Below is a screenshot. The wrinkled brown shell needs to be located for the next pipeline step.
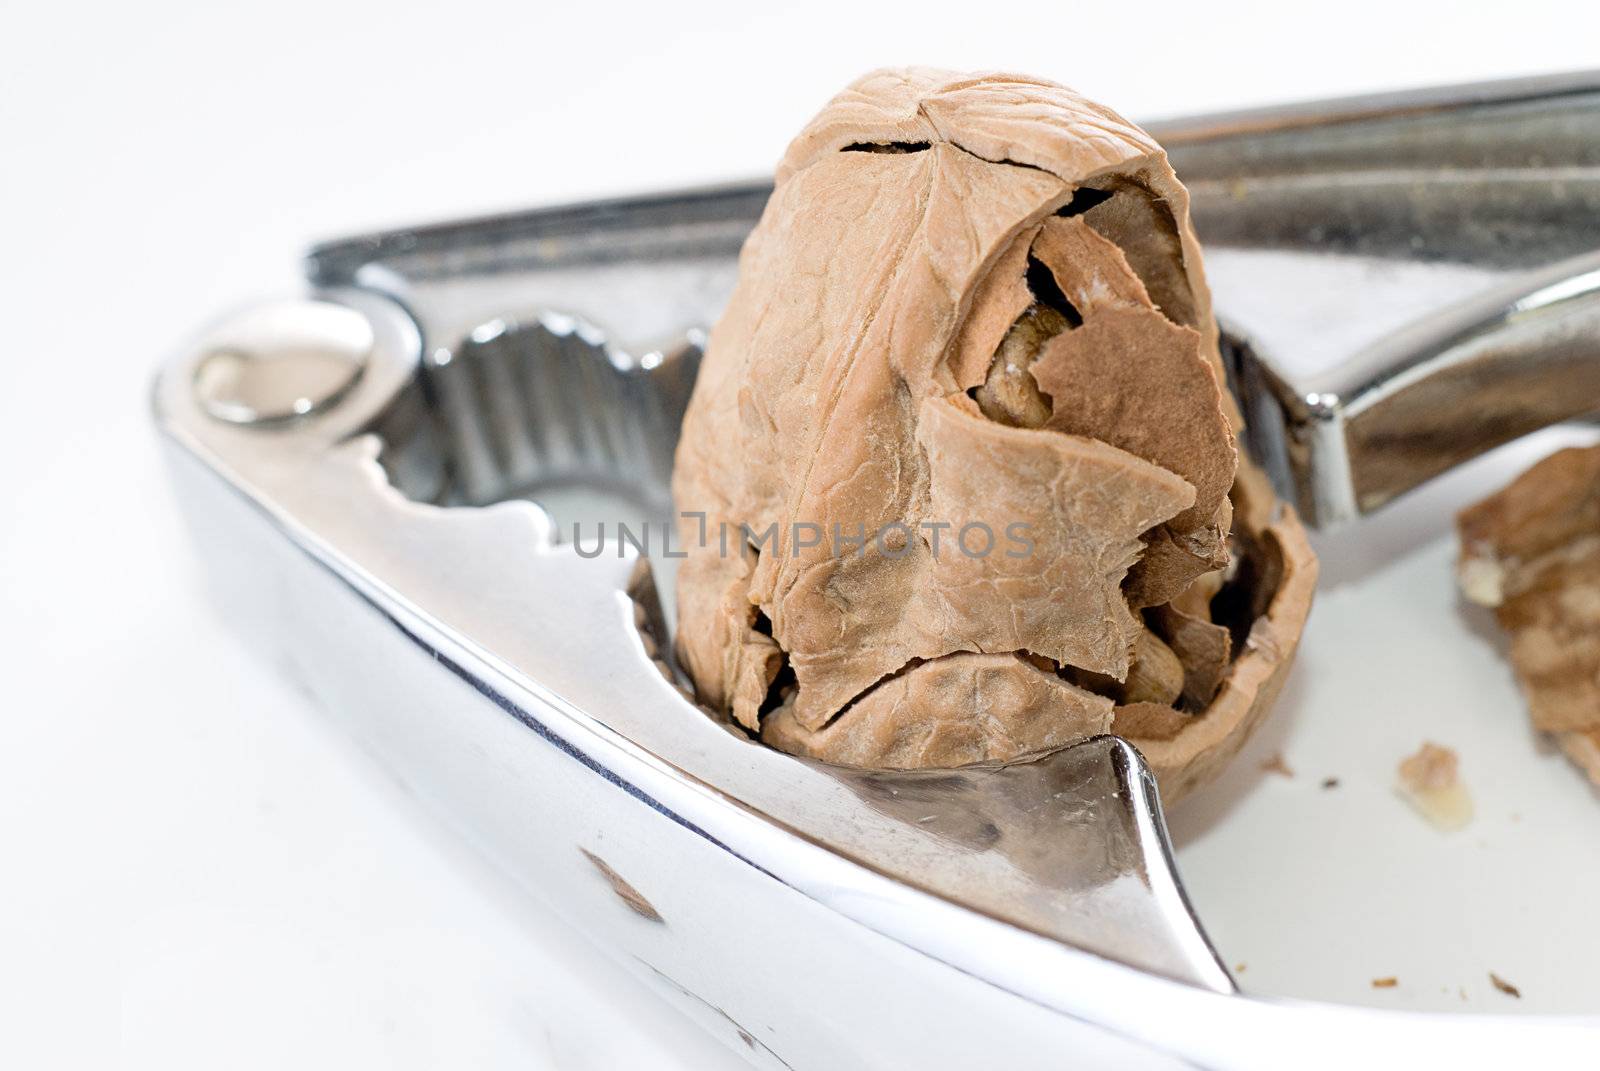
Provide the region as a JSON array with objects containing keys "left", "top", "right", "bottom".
[
  {"left": 672, "top": 68, "right": 1316, "bottom": 800},
  {"left": 1458, "top": 444, "right": 1600, "bottom": 787},
  {"left": 1122, "top": 463, "right": 1316, "bottom": 799}
]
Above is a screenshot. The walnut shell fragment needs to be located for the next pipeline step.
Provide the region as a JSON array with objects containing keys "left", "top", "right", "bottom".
[
  {"left": 1457, "top": 445, "right": 1600, "bottom": 787},
  {"left": 672, "top": 68, "right": 1317, "bottom": 800}
]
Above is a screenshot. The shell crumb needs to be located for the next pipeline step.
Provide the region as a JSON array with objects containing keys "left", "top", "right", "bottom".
[
  {"left": 1489, "top": 972, "right": 1522, "bottom": 998},
  {"left": 1260, "top": 752, "right": 1294, "bottom": 778}
]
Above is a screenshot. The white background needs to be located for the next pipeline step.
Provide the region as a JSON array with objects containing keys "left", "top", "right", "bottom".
[{"left": 4, "top": 2, "right": 1599, "bottom": 1067}]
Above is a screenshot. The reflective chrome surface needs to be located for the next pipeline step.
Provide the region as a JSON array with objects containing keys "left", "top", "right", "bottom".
[
  {"left": 156, "top": 72, "right": 1600, "bottom": 1068},
  {"left": 193, "top": 299, "right": 371, "bottom": 424},
  {"left": 1163, "top": 71, "right": 1600, "bottom": 526}
]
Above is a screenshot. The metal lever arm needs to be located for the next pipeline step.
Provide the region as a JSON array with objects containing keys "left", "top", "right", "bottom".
[{"left": 1156, "top": 71, "right": 1600, "bottom": 527}]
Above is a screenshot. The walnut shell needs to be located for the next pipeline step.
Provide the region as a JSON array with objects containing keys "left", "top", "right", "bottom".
[{"left": 672, "top": 68, "right": 1315, "bottom": 799}]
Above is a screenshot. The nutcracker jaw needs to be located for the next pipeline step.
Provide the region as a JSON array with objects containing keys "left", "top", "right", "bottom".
[
  {"left": 159, "top": 292, "right": 1262, "bottom": 1071},
  {"left": 155, "top": 70, "right": 1600, "bottom": 1070}
]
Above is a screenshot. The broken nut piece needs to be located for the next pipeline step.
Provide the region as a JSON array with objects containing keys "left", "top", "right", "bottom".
[
  {"left": 1397, "top": 742, "right": 1474, "bottom": 832},
  {"left": 1457, "top": 445, "right": 1600, "bottom": 788}
]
